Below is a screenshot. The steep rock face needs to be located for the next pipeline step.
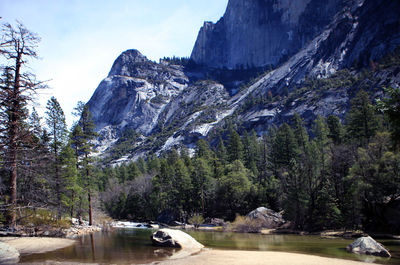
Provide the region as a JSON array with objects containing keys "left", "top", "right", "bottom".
[
  {"left": 233, "top": 0, "right": 400, "bottom": 131},
  {"left": 190, "top": 0, "right": 345, "bottom": 69},
  {"left": 87, "top": 0, "right": 400, "bottom": 163},
  {"left": 87, "top": 50, "right": 230, "bottom": 160},
  {"left": 87, "top": 49, "right": 189, "bottom": 135}
]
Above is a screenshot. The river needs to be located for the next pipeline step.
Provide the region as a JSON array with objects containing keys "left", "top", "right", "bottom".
[{"left": 20, "top": 228, "right": 400, "bottom": 264}]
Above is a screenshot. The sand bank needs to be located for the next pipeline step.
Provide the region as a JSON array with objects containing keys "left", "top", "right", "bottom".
[
  {"left": 157, "top": 249, "right": 378, "bottom": 265},
  {"left": 0, "top": 237, "right": 75, "bottom": 254}
]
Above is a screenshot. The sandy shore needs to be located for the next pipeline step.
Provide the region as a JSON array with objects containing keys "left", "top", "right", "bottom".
[
  {"left": 0, "top": 237, "right": 76, "bottom": 254},
  {"left": 156, "top": 249, "right": 378, "bottom": 265}
]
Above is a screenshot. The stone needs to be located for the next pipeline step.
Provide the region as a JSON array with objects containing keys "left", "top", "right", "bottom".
[
  {"left": 210, "top": 218, "right": 226, "bottom": 227},
  {"left": 0, "top": 241, "right": 20, "bottom": 264},
  {"left": 346, "top": 236, "right": 391, "bottom": 258},
  {"left": 151, "top": 228, "right": 204, "bottom": 249},
  {"left": 246, "top": 207, "right": 285, "bottom": 229}
]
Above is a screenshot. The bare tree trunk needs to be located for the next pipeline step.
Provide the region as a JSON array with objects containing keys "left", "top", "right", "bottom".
[
  {"left": 6, "top": 48, "right": 22, "bottom": 229},
  {"left": 54, "top": 130, "right": 61, "bottom": 219},
  {"left": 88, "top": 189, "right": 93, "bottom": 226},
  {"left": 7, "top": 148, "right": 17, "bottom": 228},
  {"left": 70, "top": 191, "right": 75, "bottom": 219},
  {"left": 85, "top": 152, "right": 93, "bottom": 226}
]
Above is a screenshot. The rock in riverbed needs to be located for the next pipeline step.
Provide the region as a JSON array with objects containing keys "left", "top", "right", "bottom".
[
  {"left": 346, "top": 236, "right": 391, "bottom": 257},
  {"left": 0, "top": 241, "right": 19, "bottom": 264},
  {"left": 247, "top": 207, "right": 285, "bottom": 228},
  {"left": 151, "top": 228, "right": 204, "bottom": 249}
]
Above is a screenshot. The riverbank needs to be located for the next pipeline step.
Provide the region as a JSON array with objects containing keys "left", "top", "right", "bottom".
[
  {"left": 157, "top": 249, "right": 381, "bottom": 265},
  {"left": 0, "top": 237, "right": 76, "bottom": 255},
  {"left": 0, "top": 223, "right": 103, "bottom": 238}
]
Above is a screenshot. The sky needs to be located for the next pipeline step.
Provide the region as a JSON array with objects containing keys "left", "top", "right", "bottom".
[{"left": 0, "top": 0, "right": 228, "bottom": 127}]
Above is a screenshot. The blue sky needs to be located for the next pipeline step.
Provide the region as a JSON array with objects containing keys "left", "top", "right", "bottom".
[{"left": 0, "top": 0, "right": 228, "bottom": 126}]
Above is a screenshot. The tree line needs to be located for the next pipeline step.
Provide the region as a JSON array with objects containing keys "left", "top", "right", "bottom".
[
  {"left": 1, "top": 22, "right": 399, "bottom": 233},
  {"left": 101, "top": 88, "right": 400, "bottom": 232}
]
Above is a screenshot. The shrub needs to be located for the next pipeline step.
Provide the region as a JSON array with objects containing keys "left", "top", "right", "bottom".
[
  {"left": 229, "top": 214, "right": 263, "bottom": 233},
  {"left": 19, "top": 208, "right": 71, "bottom": 228},
  {"left": 188, "top": 213, "right": 204, "bottom": 228}
]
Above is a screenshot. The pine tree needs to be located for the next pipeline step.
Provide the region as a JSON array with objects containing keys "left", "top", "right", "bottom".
[
  {"left": 218, "top": 160, "right": 253, "bottom": 219},
  {"left": 377, "top": 86, "right": 400, "bottom": 149},
  {"left": 349, "top": 132, "right": 400, "bottom": 231},
  {"left": 59, "top": 143, "right": 81, "bottom": 218},
  {"left": 192, "top": 157, "right": 215, "bottom": 216},
  {"left": 292, "top": 113, "right": 308, "bottom": 152},
  {"left": 216, "top": 136, "right": 227, "bottom": 165},
  {"left": 282, "top": 158, "right": 308, "bottom": 229},
  {"left": 172, "top": 159, "right": 192, "bottom": 219},
  {"left": 195, "top": 139, "right": 212, "bottom": 161},
  {"left": 271, "top": 123, "right": 298, "bottom": 169},
  {"left": 0, "top": 23, "right": 46, "bottom": 227},
  {"left": 227, "top": 129, "right": 244, "bottom": 162},
  {"left": 327, "top": 115, "right": 344, "bottom": 145},
  {"left": 29, "top": 108, "right": 43, "bottom": 141},
  {"left": 346, "top": 90, "right": 380, "bottom": 146},
  {"left": 71, "top": 103, "right": 97, "bottom": 225},
  {"left": 45, "top": 96, "right": 67, "bottom": 218},
  {"left": 242, "top": 130, "right": 260, "bottom": 178}
]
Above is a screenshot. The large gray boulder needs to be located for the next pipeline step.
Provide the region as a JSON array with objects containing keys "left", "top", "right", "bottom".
[
  {"left": 346, "top": 236, "right": 391, "bottom": 258},
  {"left": 247, "top": 207, "right": 285, "bottom": 228},
  {"left": 151, "top": 228, "right": 204, "bottom": 249},
  {"left": 0, "top": 241, "right": 20, "bottom": 264}
]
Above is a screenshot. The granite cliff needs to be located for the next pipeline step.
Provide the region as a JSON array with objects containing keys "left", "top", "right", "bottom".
[
  {"left": 190, "top": 0, "right": 345, "bottom": 69},
  {"left": 86, "top": 0, "right": 400, "bottom": 163}
]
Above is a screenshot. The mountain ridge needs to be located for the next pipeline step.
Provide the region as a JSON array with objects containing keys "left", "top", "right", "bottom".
[{"left": 86, "top": 0, "right": 400, "bottom": 163}]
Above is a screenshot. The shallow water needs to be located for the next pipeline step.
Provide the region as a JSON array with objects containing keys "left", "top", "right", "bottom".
[
  {"left": 186, "top": 231, "right": 400, "bottom": 264},
  {"left": 20, "top": 229, "right": 400, "bottom": 264}
]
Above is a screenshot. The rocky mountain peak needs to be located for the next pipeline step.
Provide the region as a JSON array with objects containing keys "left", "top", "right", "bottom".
[
  {"left": 108, "top": 49, "right": 148, "bottom": 77},
  {"left": 86, "top": 0, "right": 400, "bottom": 164}
]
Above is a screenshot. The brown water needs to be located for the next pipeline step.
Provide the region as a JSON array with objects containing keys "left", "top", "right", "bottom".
[{"left": 20, "top": 229, "right": 400, "bottom": 264}]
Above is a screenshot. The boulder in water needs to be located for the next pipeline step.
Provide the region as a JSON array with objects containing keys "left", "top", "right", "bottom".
[
  {"left": 151, "top": 228, "right": 204, "bottom": 249},
  {"left": 0, "top": 241, "right": 20, "bottom": 264},
  {"left": 346, "top": 236, "right": 391, "bottom": 257}
]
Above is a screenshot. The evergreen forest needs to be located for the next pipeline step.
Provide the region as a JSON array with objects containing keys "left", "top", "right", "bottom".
[{"left": 1, "top": 22, "right": 400, "bottom": 234}]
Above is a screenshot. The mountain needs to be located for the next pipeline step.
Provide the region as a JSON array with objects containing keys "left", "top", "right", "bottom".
[
  {"left": 190, "top": 0, "right": 345, "bottom": 69},
  {"left": 86, "top": 0, "right": 400, "bottom": 163}
]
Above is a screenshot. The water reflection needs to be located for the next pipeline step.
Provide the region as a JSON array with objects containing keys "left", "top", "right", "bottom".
[
  {"left": 186, "top": 231, "right": 399, "bottom": 265},
  {"left": 20, "top": 229, "right": 175, "bottom": 264},
  {"left": 20, "top": 229, "right": 400, "bottom": 265}
]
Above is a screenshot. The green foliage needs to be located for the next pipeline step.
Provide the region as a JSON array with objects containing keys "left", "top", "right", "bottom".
[
  {"left": 46, "top": 96, "right": 68, "bottom": 153},
  {"left": 349, "top": 132, "right": 400, "bottom": 231},
  {"left": 227, "top": 129, "right": 244, "bottom": 162},
  {"left": 59, "top": 143, "right": 82, "bottom": 217},
  {"left": 188, "top": 213, "right": 204, "bottom": 228},
  {"left": 271, "top": 123, "right": 298, "bottom": 169},
  {"left": 20, "top": 209, "right": 71, "bottom": 229},
  {"left": 218, "top": 160, "right": 253, "bottom": 219},
  {"left": 346, "top": 90, "right": 380, "bottom": 146},
  {"left": 377, "top": 86, "right": 400, "bottom": 148},
  {"left": 327, "top": 115, "right": 344, "bottom": 145}
]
